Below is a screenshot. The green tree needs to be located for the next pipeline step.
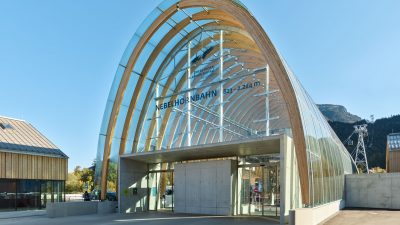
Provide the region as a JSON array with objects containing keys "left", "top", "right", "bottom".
[
  {"left": 66, "top": 171, "right": 81, "bottom": 193},
  {"left": 107, "top": 162, "right": 117, "bottom": 192},
  {"left": 81, "top": 167, "right": 94, "bottom": 191},
  {"left": 66, "top": 164, "right": 96, "bottom": 193}
]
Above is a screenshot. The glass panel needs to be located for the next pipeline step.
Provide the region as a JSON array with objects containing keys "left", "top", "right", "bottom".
[
  {"left": 94, "top": 135, "right": 106, "bottom": 189},
  {"left": 121, "top": 72, "right": 140, "bottom": 108},
  {"left": 134, "top": 42, "right": 156, "bottom": 74},
  {"left": 16, "top": 180, "right": 40, "bottom": 210},
  {"left": 100, "top": 100, "right": 114, "bottom": 135},
  {"left": 136, "top": 79, "right": 153, "bottom": 111},
  {"left": 114, "top": 105, "right": 128, "bottom": 139},
  {"left": 0, "top": 180, "right": 16, "bottom": 211},
  {"left": 120, "top": 34, "right": 141, "bottom": 67},
  {"left": 158, "top": 171, "right": 174, "bottom": 210},
  {"left": 136, "top": 8, "right": 163, "bottom": 37},
  {"left": 263, "top": 165, "right": 280, "bottom": 217},
  {"left": 148, "top": 51, "right": 168, "bottom": 81},
  {"left": 148, "top": 22, "right": 174, "bottom": 53},
  {"left": 238, "top": 167, "right": 251, "bottom": 215},
  {"left": 124, "top": 108, "right": 142, "bottom": 154},
  {"left": 41, "top": 181, "right": 53, "bottom": 208},
  {"left": 53, "top": 181, "right": 63, "bottom": 202},
  {"left": 107, "top": 157, "right": 118, "bottom": 194},
  {"left": 158, "top": 0, "right": 179, "bottom": 11}
]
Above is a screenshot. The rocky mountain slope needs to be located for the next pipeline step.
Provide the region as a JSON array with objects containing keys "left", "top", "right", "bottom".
[{"left": 317, "top": 104, "right": 361, "bottom": 123}]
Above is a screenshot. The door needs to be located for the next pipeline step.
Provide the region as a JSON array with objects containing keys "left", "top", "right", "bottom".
[
  {"left": 148, "top": 171, "right": 174, "bottom": 211},
  {"left": 238, "top": 164, "right": 279, "bottom": 217},
  {"left": 262, "top": 165, "right": 280, "bottom": 217}
]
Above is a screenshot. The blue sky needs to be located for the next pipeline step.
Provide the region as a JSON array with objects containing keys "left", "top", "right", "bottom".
[{"left": 1, "top": 0, "right": 399, "bottom": 171}]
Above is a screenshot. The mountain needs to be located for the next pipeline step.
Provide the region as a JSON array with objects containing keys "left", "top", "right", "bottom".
[
  {"left": 317, "top": 103, "right": 400, "bottom": 169},
  {"left": 328, "top": 115, "right": 400, "bottom": 169},
  {"left": 317, "top": 104, "right": 362, "bottom": 123}
]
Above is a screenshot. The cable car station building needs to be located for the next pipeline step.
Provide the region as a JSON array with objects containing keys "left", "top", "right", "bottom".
[{"left": 95, "top": 0, "right": 355, "bottom": 224}]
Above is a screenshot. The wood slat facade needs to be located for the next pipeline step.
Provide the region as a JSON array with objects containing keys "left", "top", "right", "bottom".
[
  {"left": 0, "top": 151, "right": 67, "bottom": 180},
  {"left": 387, "top": 150, "right": 400, "bottom": 173}
]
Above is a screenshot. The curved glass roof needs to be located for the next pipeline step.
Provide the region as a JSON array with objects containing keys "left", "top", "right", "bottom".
[{"left": 95, "top": 0, "right": 355, "bottom": 207}]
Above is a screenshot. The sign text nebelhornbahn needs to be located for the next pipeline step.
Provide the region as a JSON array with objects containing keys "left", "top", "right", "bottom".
[{"left": 156, "top": 81, "right": 260, "bottom": 111}]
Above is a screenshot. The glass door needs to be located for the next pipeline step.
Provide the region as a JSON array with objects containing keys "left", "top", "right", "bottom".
[
  {"left": 238, "top": 167, "right": 251, "bottom": 215},
  {"left": 158, "top": 171, "right": 173, "bottom": 211},
  {"left": 148, "top": 171, "right": 174, "bottom": 211},
  {"left": 238, "top": 164, "right": 280, "bottom": 217},
  {"left": 239, "top": 166, "right": 263, "bottom": 215},
  {"left": 262, "top": 165, "right": 280, "bottom": 217}
]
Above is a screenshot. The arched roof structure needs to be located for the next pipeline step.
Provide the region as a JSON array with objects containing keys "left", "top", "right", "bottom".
[{"left": 95, "top": 0, "right": 355, "bottom": 207}]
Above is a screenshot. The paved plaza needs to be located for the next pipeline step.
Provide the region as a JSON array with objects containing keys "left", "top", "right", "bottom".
[
  {"left": 0, "top": 211, "right": 279, "bottom": 225},
  {"left": 2, "top": 209, "right": 400, "bottom": 225},
  {"left": 322, "top": 209, "right": 400, "bottom": 225}
]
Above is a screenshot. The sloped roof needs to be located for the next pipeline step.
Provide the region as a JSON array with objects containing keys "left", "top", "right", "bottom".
[{"left": 0, "top": 116, "right": 67, "bottom": 158}]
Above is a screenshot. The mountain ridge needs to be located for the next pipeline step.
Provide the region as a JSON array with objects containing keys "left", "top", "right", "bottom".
[
  {"left": 317, "top": 104, "right": 400, "bottom": 169},
  {"left": 317, "top": 104, "right": 362, "bottom": 123}
]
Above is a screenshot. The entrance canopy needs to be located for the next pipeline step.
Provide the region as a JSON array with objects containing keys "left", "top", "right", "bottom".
[{"left": 121, "top": 135, "right": 281, "bottom": 164}]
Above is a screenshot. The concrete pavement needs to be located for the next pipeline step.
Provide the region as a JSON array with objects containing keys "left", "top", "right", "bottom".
[
  {"left": 322, "top": 209, "right": 400, "bottom": 225},
  {"left": 0, "top": 210, "right": 46, "bottom": 219},
  {"left": 0, "top": 211, "right": 279, "bottom": 225}
]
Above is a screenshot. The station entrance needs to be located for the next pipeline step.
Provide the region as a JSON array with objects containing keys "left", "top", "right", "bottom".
[
  {"left": 145, "top": 156, "right": 280, "bottom": 218},
  {"left": 119, "top": 135, "right": 297, "bottom": 224}
]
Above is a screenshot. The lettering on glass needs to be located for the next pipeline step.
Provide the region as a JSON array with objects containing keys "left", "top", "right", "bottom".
[{"left": 156, "top": 81, "right": 261, "bottom": 111}]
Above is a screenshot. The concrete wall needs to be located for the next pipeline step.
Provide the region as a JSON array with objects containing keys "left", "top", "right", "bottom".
[
  {"left": 280, "top": 135, "right": 301, "bottom": 224},
  {"left": 119, "top": 158, "right": 148, "bottom": 213},
  {"left": 294, "top": 200, "right": 345, "bottom": 225},
  {"left": 98, "top": 201, "right": 118, "bottom": 214},
  {"left": 47, "top": 201, "right": 117, "bottom": 218},
  {"left": 346, "top": 173, "right": 400, "bottom": 209},
  {"left": 174, "top": 160, "right": 236, "bottom": 215}
]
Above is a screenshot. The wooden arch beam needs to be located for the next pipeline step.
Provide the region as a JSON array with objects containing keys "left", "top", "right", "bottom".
[{"left": 101, "top": 0, "right": 309, "bottom": 205}]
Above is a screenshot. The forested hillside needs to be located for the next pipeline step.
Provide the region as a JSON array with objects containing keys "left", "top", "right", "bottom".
[{"left": 328, "top": 115, "right": 400, "bottom": 168}]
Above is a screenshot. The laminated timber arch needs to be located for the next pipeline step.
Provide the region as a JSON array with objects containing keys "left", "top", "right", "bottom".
[{"left": 97, "top": 0, "right": 355, "bottom": 207}]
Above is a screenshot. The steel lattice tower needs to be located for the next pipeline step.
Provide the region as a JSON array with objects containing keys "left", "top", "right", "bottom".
[{"left": 353, "top": 124, "right": 369, "bottom": 173}]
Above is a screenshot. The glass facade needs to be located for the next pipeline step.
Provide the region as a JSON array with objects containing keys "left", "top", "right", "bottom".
[
  {"left": 0, "top": 179, "right": 65, "bottom": 211},
  {"left": 95, "top": 0, "right": 355, "bottom": 208},
  {"left": 282, "top": 59, "right": 354, "bottom": 207}
]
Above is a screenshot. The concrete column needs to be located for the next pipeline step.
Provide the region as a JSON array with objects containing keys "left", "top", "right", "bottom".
[
  {"left": 118, "top": 157, "right": 148, "bottom": 213},
  {"left": 280, "top": 135, "right": 295, "bottom": 224}
]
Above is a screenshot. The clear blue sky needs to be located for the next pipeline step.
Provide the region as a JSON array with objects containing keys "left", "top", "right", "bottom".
[{"left": 1, "top": 0, "right": 399, "bottom": 171}]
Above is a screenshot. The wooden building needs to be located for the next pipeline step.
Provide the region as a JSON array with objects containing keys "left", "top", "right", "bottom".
[
  {"left": 0, "top": 116, "right": 68, "bottom": 211},
  {"left": 386, "top": 133, "right": 400, "bottom": 173}
]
